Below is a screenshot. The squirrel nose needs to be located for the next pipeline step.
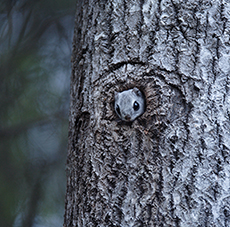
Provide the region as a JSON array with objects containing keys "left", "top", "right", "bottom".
[{"left": 125, "top": 115, "right": 131, "bottom": 121}]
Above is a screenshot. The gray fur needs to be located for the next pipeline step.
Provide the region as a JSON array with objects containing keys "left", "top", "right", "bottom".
[{"left": 114, "top": 87, "right": 145, "bottom": 122}]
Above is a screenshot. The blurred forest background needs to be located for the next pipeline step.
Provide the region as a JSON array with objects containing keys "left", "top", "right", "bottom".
[{"left": 0, "top": 0, "right": 75, "bottom": 226}]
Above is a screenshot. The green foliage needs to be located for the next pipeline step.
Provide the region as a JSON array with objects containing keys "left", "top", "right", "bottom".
[{"left": 0, "top": 0, "right": 75, "bottom": 226}]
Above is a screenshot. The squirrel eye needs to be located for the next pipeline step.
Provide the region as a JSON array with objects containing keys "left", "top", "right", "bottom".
[
  {"left": 133, "top": 101, "right": 140, "bottom": 111},
  {"left": 116, "top": 105, "right": 121, "bottom": 116}
]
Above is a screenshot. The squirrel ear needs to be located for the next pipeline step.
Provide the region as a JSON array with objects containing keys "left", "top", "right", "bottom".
[
  {"left": 132, "top": 87, "right": 142, "bottom": 97},
  {"left": 114, "top": 91, "right": 119, "bottom": 100}
]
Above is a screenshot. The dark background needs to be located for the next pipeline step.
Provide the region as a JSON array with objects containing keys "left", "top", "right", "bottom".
[{"left": 0, "top": 0, "right": 75, "bottom": 226}]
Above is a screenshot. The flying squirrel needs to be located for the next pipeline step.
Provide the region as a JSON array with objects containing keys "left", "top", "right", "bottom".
[{"left": 114, "top": 87, "right": 145, "bottom": 122}]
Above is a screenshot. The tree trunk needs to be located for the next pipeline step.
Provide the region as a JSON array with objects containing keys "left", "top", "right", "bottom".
[{"left": 64, "top": 0, "right": 230, "bottom": 226}]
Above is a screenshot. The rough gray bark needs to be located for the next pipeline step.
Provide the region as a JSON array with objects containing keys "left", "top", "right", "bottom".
[{"left": 64, "top": 0, "right": 230, "bottom": 226}]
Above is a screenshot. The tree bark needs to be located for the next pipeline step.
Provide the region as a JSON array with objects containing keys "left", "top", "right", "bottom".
[{"left": 64, "top": 0, "right": 230, "bottom": 226}]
